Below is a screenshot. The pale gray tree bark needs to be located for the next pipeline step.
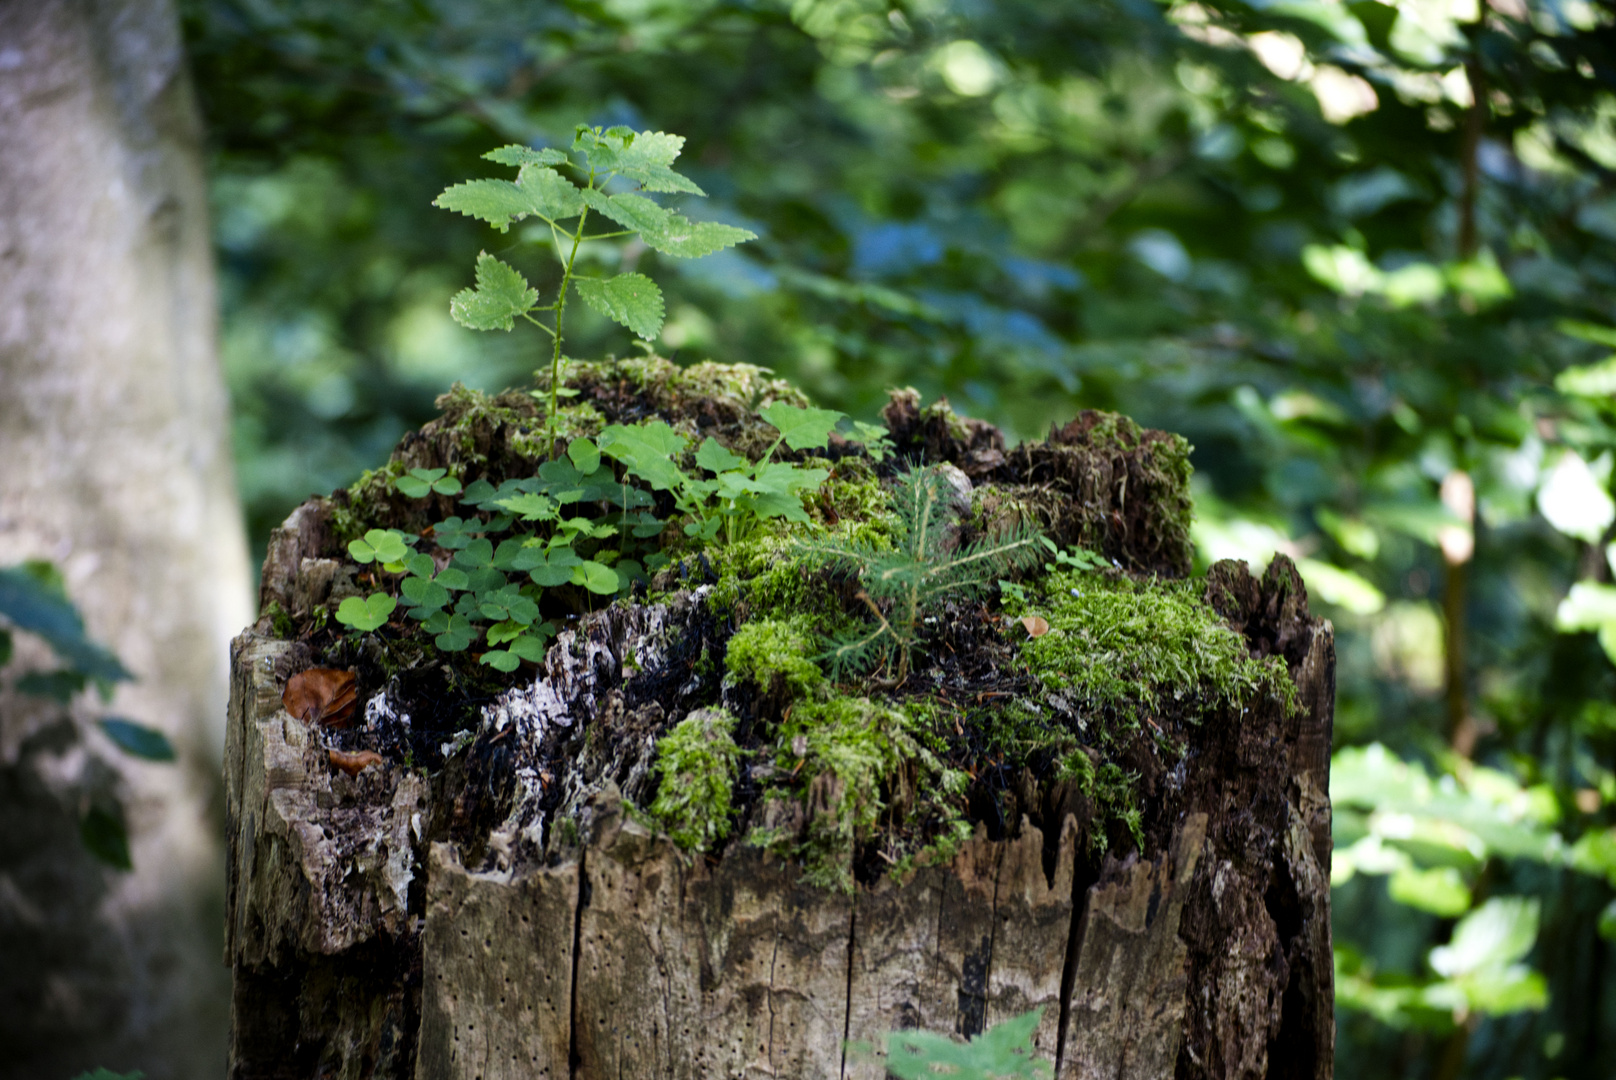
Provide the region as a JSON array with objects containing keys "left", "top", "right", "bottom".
[{"left": 0, "top": 0, "right": 252, "bottom": 1077}]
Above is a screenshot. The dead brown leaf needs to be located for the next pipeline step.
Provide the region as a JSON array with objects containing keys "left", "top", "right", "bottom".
[
  {"left": 282, "top": 668, "right": 358, "bottom": 728},
  {"left": 1020, "top": 615, "right": 1050, "bottom": 638},
  {"left": 327, "top": 748, "right": 384, "bottom": 776}
]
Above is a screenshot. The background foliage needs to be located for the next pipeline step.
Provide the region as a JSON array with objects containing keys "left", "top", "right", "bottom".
[{"left": 180, "top": 0, "right": 1616, "bottom": 1073}]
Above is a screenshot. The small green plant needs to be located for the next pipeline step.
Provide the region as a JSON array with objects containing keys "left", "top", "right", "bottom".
[
  {"left": 807, "top": 468, "right": 1045, "bottom": 681},
  {"left": 435, "top": 126, "right": 757, "bottom": 446},
  {"left": 597, "top": 401, "right": 843, "bottom": 545},
  {"left": 849, "top": 1009, "right": 1051, "bottom": 1079}
]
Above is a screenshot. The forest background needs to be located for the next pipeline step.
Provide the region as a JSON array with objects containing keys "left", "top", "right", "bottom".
[{"left": 164, "top": 0, "right": 1616, "bottom": 1075}]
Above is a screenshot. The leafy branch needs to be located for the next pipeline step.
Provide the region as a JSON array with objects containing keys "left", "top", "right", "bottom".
[{"left": 434, "top": 126, "right": 757, "bottom": 449}]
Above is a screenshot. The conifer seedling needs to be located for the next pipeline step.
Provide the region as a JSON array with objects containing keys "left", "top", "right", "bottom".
[{"left": 435, "top": 126, "right": 757, "bottom": 450}]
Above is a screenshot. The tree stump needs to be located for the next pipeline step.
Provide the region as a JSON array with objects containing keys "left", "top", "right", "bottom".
[{"left": 224, "top": 364, "right": 1334, "bottom": 1079}]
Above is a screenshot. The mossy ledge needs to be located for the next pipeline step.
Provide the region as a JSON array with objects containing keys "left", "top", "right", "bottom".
[{"left": 232, "top": 357, "right": 1335, "bottom": 1079}]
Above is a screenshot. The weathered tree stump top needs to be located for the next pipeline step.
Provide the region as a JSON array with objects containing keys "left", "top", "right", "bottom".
[{"left": 225, "top": 358, "right": 1333, "bottom": 1079}]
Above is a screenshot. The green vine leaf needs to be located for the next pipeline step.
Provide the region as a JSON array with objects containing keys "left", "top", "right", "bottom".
[
  {"left": 574, "top": 273, "right": 665, "bottom": 340},
  {"left": 450, "top": 253, "right": 539, "bottom": 332}
]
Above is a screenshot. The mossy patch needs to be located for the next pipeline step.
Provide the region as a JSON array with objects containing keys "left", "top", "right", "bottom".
[
  {"left": 649, "top": 708, "right": 744, "bottom": 852},
  {"left": 753, "top": 695, "right": 968, "bottom": 892},
  {"left": 1011, "top": 570, "right": 1296, "bottom": 723},
  {"left": 724, "top": 617, "right": 824, "bottom": 702}
]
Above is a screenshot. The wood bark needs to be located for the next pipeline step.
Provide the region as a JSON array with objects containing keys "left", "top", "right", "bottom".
[
  {"left": 0, "top": 1, "right": 252, "bottom": 1077},
  {"left": 227, "top": 495, "right": 1333, "bottom": 1079}
]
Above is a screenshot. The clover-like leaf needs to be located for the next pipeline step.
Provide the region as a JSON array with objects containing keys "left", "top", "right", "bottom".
[
  {"left": 400, "top": 576, "right": 450, "bottom": 614},
  {"left": 574, "top": 273, "right": 664, "bottom": 340},
  {"left": 573, "top": 560, "right": 621, "bottom": 595},
  {"left": 483, "top": 145, "right": 568, "bottom": 168},
  {"left": 761, "top": 402, "right": 844, "bottom": 451},
  {"left": 98, "top": 718, "right": 176, "bottom": 762},
  {"left": 451, "top": 538, "right": 495, "bottom": 569},
  {"left": 349, "top": 529, "right": 410, "bottom": 566},
  {"left": 527, "top": 547, "right": 583, "bottom": 587},
  {"left": 335, "top": 593, "right": 397, "bottom": 632},
  {"left": 509, "top": 630, "right": 553, "bottom": 663},
  {"left": 397, "top": 467, "right": 463, "bottom": 498},
  {"left": 696, "top": 437, "right": 748, "bottom": 475},
  {"left": 431, "top": 516, "right": 476, "bottom": 550},
  {"left": 480, "top": 649, "right": 522, "bottom": 673},
  {"left": 486, "top": 620, "right": 526, "bottom": 646},
  {"left": 434, "top": 614, "right": 477, "bottom": 652},
  {"left": 450, "top": 253, "right": 539, "bottom": 332}
]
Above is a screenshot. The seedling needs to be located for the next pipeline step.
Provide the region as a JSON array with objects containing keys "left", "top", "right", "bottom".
[
  {"left": 807, "top": 467, "right": 1045, "bottom": 681},
  {"left": 435, "top": 126, "right": 757, "bottom": 448}
]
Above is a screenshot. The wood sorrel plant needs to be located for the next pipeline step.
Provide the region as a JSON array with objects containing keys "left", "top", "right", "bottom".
[{"left": 434, "top": 125, "right": 756, "bottom": 448}]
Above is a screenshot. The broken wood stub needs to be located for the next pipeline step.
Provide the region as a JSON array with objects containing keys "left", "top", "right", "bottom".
[{"left": 225, "top": 399, "right": 1333, "bottom": 1079}]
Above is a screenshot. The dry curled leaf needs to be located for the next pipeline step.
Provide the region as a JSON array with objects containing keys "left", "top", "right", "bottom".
[
  {"left": 1020, "top": 615, "right": 1050, "bottom": 638},
  {"left": 327, "top": 748, "right": 384, "bottom": 776},
  {"left": 282, "top": 668, "right": 358, "bottom": 728}
]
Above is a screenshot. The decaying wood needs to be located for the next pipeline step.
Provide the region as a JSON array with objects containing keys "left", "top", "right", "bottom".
[{"left": 226, "top": 424, "right": 1333, "bottom": 1080}]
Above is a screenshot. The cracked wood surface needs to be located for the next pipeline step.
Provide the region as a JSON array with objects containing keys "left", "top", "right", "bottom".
[{"left": 226, "top": 497, "right": 1335, "bottom": 1080}]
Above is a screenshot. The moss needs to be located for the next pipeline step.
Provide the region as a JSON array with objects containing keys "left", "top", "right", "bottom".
[
  {"left": 649, "top": 708, "right": 744, "bottom": 852},
  {"left": 330, "top": 459, "right": 409, "bottom": 544},
  {"left": 752, "top": 694, "right": 968, "bottom": 892},
  {"left": 261, "top": 600, "right": 295, "bottom": 640},
  {"left": 1012, "top": 570, "right": 1296, "bottom": 724},
  {"left": 724, "top": 618, "right": 824, "bottom": 701}
]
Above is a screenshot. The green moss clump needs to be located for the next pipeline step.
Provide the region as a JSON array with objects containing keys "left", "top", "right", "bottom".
[
  {"left": 1014, "top": 570, "right": 1296, "bottom": 723},
  {"left": 724, "top": 618, "right": 824, "bottom": 701},
  {"left": 649, "top": 708, "right": 744, "bottom": 852},
  {"left": 755, "top": 695, "right": 969, "bottom": 892}
]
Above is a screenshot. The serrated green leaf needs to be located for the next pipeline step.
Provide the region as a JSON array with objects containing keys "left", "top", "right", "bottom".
[
  {"left": 695, "top": 437, "right": 748, "bottom": 474},
  {"left": 483, "top": 145, "right": 568, "bottom": 168},
  {"left": 450, "top": 252, "right": 538, "bottom": 332},
  {"left": 497, "top": 492, "right": 558, "bottom": 522},
  {"left": 648, "top": 218, "right": 757, "bottom": 258},
  {"left": 761, "top": 402, "right": 844, "bottom": 450},
  {"left": 98, "top": 718, "right": 176, "bottom": 762},
  {"left": 578, "top": 189, "right": 754, "bottom": 258},
  {"left": 598, "top": 421, "right": 690, "bottom": 491},
  {"left": 574, "top": 273, "right": 665, "bottom": 340},
  {"left": 579, "top": 189, "right": 671, "bottom": 236},
  {"left": 434, "top": 165, "right": 582, "bottom": 230}
]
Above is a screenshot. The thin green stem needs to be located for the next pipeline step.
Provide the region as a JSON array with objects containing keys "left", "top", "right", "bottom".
[{"left": 546, "top": 170, "right": 593, "bottom": 454}]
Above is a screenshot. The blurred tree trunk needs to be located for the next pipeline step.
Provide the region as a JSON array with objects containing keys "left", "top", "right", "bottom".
[{"left": 0, "top": 1, "right": 251, "bottom": 1078}]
